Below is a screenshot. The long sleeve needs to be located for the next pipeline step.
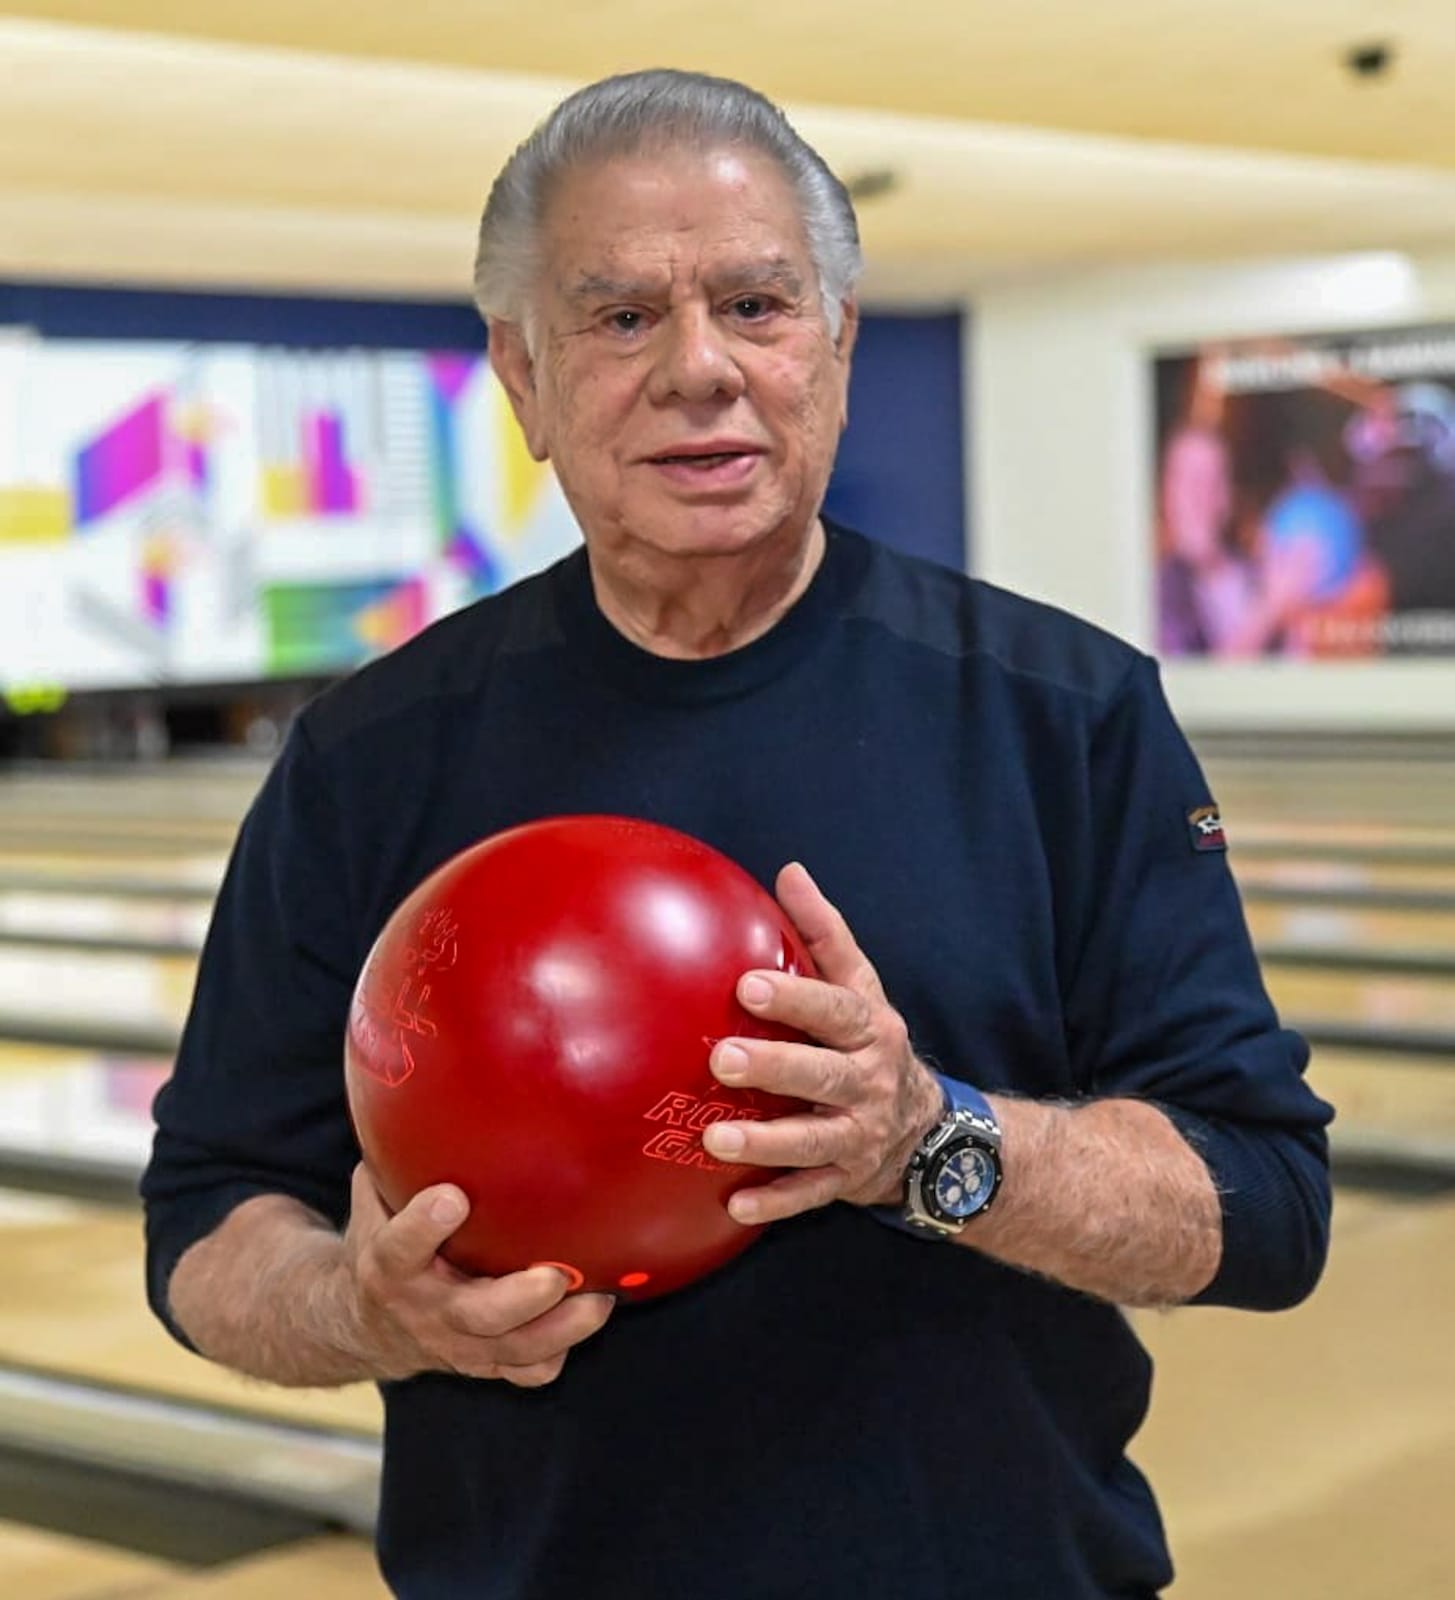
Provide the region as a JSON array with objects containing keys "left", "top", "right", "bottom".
[
  {"left": 1058, "top": 655, "right": 1333, "bottom": 1310},
  {"left": 140, "top": 717, "right": 362, "bottom": 1346}
]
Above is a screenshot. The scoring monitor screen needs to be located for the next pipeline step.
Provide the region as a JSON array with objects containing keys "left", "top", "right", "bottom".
[{"left": 0, "top": 333, "right": 582, "bottom": 694}]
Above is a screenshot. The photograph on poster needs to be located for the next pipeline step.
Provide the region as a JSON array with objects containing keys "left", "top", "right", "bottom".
[{"left": 1152, "top": 324, "right": 1455, "bottom": 659}]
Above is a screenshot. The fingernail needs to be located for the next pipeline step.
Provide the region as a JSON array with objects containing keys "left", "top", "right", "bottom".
[
  {"left": 713, "top": 1042, "right": 749, "bottom": 1082},
  {"left": 728, "top": 1192, "right": 758, "bottom": 1223},
  {"left": 705, "top": 1123, "right": 745, "bottom": 1156},
  {"left": 740, "top": 975, "right": 773, "bottom": 1008},
  {"left": 431, "top": 1191, "right": 466, "bottom": 1224}
]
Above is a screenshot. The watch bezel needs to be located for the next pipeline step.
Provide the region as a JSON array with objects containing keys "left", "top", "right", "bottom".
[
  {"left": 901, "top": 1084, "right": 1004, "bottom": 1235},
  {"left": 917, "top": 1132, "right": 1003, "bottom": 1226}
]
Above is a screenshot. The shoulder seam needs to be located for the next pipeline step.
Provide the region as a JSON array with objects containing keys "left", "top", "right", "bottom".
[{"left": 843, "top": 606, "right": 1146, "bottom": 707}]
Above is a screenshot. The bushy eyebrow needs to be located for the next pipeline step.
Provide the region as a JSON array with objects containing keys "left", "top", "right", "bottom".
[{"left": 563, "top": 256, "right": 807, "bottom": 308}]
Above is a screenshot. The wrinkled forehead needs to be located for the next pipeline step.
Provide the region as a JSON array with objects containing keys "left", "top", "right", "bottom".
[{"left": 538, "top": 145, "right": 815, "bottom": 296}]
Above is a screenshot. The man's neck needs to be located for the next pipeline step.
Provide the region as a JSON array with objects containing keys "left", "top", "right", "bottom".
[{"left": 586, "top": 520, "right": 826, "bottom": 660}]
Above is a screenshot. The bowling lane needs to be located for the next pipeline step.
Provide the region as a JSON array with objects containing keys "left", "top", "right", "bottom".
[
  {"left": 0, "top": 943, "right": 194, "bottom": 1052},
  {"left": 0, "top": 852, "right": 225, "bottom": 899},
  {"left": 0, "top": 1188, "right": 380, "bottom": 1439},
  {"left": 1307, "top": 1048, "right": 1455, "bottom": 1157},
  {"left": 1, "top": 1036, "right": 1447, "bottom": 1194},
  {"left": 1203, "top": 754, "right": 1455, "bottom": 829},
  {"left": 136, "top": 1537, "right": 386, "bottom": 1599},
  {"left": 0, "top": 1516, "right": 177, "bottom": 1600},
  {"left": 1231, "top": 820, "right": 1455, "bottom": 860},
  {"left": 0, "top": 818, "right": 237, "bottom": 858},
  {"left": 1245, "top": 901, "right": 1455, "bottom": 958},
  {"left": 1135, "top": 1190, "right": 1455, "bottom": 1600},
  {"left": 0, "top": 767, "right": 245, "bottom": 827},
  {"left": 0, "top": 890, "right": 208, "bottom": 954},
  {"left": 1234, "top": 856, "right": 1455, "bottom": 900},
  {"left": 1264, "top": 964, "right": 1455, "bottom": 1036},
  {"left": 0, "top": 1044, "right": 166, "bottom": 1179}
]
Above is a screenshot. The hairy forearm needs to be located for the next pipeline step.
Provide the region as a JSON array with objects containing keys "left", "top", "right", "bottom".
[
  {"left": 964, "top": 1096, "right": 1222, "bottom": 1307},
  {"left": 167, "top": 1195, "right": 372, "bottom": 1387}
]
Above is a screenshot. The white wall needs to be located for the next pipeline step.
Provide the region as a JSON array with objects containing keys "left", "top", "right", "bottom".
[{"left": 971, "top": 249, "right": 1455, "bottom": 730}]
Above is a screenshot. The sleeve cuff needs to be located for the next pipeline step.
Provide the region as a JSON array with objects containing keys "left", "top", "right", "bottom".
[{"left": 1158, "top": 1105, "right": 1332, "bottom": 1312}]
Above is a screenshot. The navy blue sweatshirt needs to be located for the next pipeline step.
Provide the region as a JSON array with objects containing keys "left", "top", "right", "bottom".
[{"left": 143, "top": 523, "right": 1332, "bottom": 1598}]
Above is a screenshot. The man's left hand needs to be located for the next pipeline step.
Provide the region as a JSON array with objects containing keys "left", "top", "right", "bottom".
[{"left": 702, "top": 861, "right": 945, "bottom": 1224}]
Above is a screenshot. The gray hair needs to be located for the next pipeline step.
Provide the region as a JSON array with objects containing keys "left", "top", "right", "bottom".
[{"left": 473, "top": 69, "right": 862, "bottom": 343}]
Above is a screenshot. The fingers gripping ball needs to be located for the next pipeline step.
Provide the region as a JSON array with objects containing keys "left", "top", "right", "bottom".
[{"left": 345, "top": 817, "right": 813, "bottom": 1301}]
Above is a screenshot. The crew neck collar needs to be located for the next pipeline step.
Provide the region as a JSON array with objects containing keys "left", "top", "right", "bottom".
[{"left": 551, "top": 520, "right": 865, "bottom": 705}]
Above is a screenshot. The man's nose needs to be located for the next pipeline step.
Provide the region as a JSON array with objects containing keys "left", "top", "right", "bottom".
[{"left": 648, "top": 306, "right": 746, "bottom": 405}]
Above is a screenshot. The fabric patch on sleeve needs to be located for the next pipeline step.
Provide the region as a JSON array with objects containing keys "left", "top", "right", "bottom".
[{"left": 1187, "top": 803, "right": 1227, "bottom": 853}]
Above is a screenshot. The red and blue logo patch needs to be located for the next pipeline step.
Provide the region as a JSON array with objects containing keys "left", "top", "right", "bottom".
[{"left": 1187, "top": 804, "right": 1227, "bottom": 853}]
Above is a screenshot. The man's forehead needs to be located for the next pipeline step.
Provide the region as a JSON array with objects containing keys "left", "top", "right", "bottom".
[
  {"left": 542, "top": 148, "right": 812, "bottom": 284},
  {"left": 562, "top": 253, "right": 808, "bottom": 304}
]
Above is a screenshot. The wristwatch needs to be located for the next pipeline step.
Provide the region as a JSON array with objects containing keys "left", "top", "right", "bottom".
[{"left": 879, "top": 1075, "right": 1003, "bottom": 1238}]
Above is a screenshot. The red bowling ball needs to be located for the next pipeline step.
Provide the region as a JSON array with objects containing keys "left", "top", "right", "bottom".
[{"left": 344, "top": 816, "right": 814, "bottom": 1301}]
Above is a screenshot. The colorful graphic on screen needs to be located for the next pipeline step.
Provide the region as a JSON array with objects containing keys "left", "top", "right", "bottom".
[
  {"left": 263, "top": 578, "right": 428, "bottom": 675},
  {"left": 1153, "top": 324, "right": 1455, "bottom": 658},
  {"left": 0, "top": 334, "right": 581, "bottom": 693}
]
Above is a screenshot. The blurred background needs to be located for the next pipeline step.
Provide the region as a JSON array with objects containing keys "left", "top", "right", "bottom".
[{"left": 1, "top": 4, "right": 1452, "bottom": 1596}]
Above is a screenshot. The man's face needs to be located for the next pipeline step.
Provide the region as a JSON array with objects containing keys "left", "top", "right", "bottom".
[{"left": 491, "top": 145, "right": 857, "bottom": 564}]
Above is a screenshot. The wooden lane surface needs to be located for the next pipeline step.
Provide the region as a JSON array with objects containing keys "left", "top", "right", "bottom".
[
  {"left": 0, "top": 946, "right": 197, "bottom": 1039},
  {"left": 1204, "top": 757, "right": 1455, "bottom": 829},
  {"left": 0, "top": 949, "right": 1446, "bottom": 1065},
  {"left": 1246, "top": 900, "right": 1455, "bottom": 955},
  {"left": 1306, "top": 1048, "right": 1455, "bottom": 1145},
  {"left": 0, "top": 853, "right": 225, "bottom": 896},
  {"left": 0, "top": 1044, "right": 165, "bottom": 1174},
  {"left": 0, "top": 800, "right": 252, "bottom": 850},
  {"left": 144, "top": 1537, "right": 386, "bottom": 1599},
  {"left": 0, "top": 1516, "right": 177, "bottom": 1600},
  {"left": 0, "top": 1041, "right": 143, "bottom": 1076},
  {"left": 0, "top": 892, "right": 209, "bottom": 952},
  {"left": 21, "top": 888, "right": 1447, "bottom": 963},
  {"left": 0, "top": 1190, "right": 381, "bottom": 1439},
  {"left": 0, "top": 1188, "right": 1436, "bottom": 1600},
  {"left": 0, "top": 776, "right": 244, "bottom": 843},
  {"left": 0, "top": 1038, "right": 1449, "bottom": 1196},
  {"left": 1134, "top": 1190, "right": 1455, "bottom": 1599},
  {"left": 1264, "top": 963, "right": 1455, "bottom": 1033},
  {"left": 0, "top": 826, "right": 235, "bottom": 860},
  {"left": 0, "top": 969, "right": 1450, "bottom": 1188},
  {"left": 1232, "top": 822, "right": 1455, "bottom": 860},
  {"left": 1234, "top": 855, "right": 1455, "bottom": 898},
  {"left": 1, "top": 943, "right": 1450, "bottom": 1056}
]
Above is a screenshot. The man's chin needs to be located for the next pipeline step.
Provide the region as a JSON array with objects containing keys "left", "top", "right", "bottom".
[{"left": 623, "top": 501, "right": 808, "bottom": 561}]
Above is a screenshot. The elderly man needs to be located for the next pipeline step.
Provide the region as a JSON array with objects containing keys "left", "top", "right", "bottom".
[{"left": 144, "top": 69, "right": 1332, "bottom": 1599}]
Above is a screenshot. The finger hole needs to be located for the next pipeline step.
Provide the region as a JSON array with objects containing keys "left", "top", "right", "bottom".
[{"left": 529, "top": 1260, "right": 585, "bottom": 1293}]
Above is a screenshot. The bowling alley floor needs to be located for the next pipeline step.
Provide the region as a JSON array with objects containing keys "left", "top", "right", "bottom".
[{"left": 0, "top": 742, "right": 1452, "bottom": 1597}]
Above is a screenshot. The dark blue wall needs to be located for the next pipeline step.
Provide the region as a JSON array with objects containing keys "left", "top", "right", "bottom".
[
  {"left": 824, "top": 311, "right": 967, "bottom": 570},
  {"left": 0, "top": 284, "right": 967, "bottom": 570}
]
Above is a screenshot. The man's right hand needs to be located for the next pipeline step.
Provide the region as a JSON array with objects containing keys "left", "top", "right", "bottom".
[{"left": 343, "top": 1163, "right": 614, "bottom": 1387}]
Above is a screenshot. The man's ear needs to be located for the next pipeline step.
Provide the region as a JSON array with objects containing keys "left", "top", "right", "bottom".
[
  {"left": 488, "top": 320, "right": 549, "bottom": 461},
  {"left": 833, "top": 298, "right": 860, "bottom": 430}
]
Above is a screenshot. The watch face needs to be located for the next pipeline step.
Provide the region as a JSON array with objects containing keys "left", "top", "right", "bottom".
[{"left": 933, "top": 1144, "right": 998, "bottom": 1220}]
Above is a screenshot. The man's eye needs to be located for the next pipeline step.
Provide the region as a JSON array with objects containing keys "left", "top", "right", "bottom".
[
  {"left": 607, "top": 310, "right": 646, "bottom": 334},
  {"left": 731, "top": 297, "right": 774, "bottom": 320}
]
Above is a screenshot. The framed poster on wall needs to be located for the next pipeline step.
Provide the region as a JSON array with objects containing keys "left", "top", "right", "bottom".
[{"left": 1152, "top": 324, "right": 1455, "bottom": 658}]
